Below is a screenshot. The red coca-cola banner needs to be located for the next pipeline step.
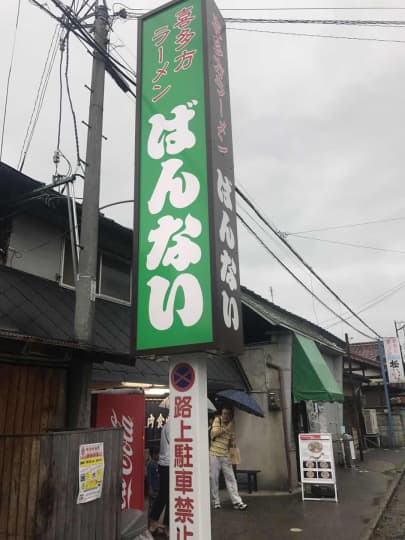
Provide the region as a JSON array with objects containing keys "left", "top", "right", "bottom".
[{"left": 95, "top": 392, "right": 145, "bottom": 510}]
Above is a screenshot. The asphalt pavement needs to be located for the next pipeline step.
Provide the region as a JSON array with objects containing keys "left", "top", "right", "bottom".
[{"left": 210, "top": 448, "right": 405, "bottom": 540}]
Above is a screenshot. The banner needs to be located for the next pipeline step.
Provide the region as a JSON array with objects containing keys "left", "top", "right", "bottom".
[
  {"left": 383, "top": 337, "right": 405, "bottom": 384},
  {"left": 95, "top": 392, "right": 145, "bottom": 510},
  {"left": 133, "top": 0, "right": 243, "bottom": 355}
]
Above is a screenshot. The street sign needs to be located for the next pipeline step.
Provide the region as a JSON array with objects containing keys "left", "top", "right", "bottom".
[
  {"left": 169, "top": 356, "right": 211, "bottom": 540},
  {"left": 132, "top": 0, "right": 243, "bottom": 355}
]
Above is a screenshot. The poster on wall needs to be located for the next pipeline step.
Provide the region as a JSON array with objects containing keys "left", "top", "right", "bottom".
[
  {"left": 132, "top": 0, "right": 243, "bottom": 356},
  {"left": 298, "top": 433, "right": 338, "bottom": 502},
  {"left": 77, "top": 442, "right": 104, "bottom": 504},
  {"left": 95, "top": 392, "right": 146, "bottom": 510}
]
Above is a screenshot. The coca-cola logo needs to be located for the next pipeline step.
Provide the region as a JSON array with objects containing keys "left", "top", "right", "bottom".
[{"left": 111, "top": 408, "right": 135, "bottom": 510}]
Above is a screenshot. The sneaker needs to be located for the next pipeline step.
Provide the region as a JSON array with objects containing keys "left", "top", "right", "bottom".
[
  {"left": 233, "top": 502, "right": 247, "bottom": 510},
  {"left": 213, "top": 503, "right": 222, "bottom": 509}
]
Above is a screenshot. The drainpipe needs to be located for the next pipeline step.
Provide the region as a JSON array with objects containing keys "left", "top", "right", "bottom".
[{"left": 266, "top": 361, "right": 294, "bottom": 492}]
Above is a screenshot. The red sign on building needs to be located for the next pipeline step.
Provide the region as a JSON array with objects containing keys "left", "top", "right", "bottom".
[{"left": 95, "top": 392, "right": 145, "bottom": 510}]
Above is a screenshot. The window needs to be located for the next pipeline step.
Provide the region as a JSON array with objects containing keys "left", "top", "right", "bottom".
[
  {"left": 99, "top": 254, "right": 131, "bottom": 303},
  {"left": 61, "top": 240, "right": 131, "bottom": 304},
  {"left": 61, "top": 239, "right": 75, "bottom": 287}
]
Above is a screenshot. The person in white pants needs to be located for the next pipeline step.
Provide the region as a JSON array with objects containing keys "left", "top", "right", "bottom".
[{"left": 209, "top": 407, "right": 247, "bottom": 510}]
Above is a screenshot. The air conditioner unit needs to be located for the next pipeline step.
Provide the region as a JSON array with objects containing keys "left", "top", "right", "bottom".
[{"left": 363, "top": 408, "right": 379, "bottom": 434}]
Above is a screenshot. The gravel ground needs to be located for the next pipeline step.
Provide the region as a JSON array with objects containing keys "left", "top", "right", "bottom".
[{"left": 372, "top": 472, "right": 405, "bottom": 540}]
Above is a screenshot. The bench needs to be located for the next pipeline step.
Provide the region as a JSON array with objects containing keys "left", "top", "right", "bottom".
[{"left": 234, "top": 469, "right": 261, "bottom": 494}]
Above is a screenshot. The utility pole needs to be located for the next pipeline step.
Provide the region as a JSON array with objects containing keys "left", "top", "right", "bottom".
[
  {"left": 394, "top": 321, "right": 405, "bottom": 364},
  {"left": 345, "top": 333, "right": 364, "bottom": 461},
  {"left": 70, "top": 0, "right": 108, "bottom": 428},
  {"left": 377, "top": 338, "right": 396, "bottom": 448}
]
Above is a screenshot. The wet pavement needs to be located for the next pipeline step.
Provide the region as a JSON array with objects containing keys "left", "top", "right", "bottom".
[{"left": 211, "top": 448, "right": 405, "bottom": 540}]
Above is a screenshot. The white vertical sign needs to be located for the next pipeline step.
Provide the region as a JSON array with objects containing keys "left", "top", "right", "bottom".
[
  {"left": 298, "top": 433, "right": 338, "bottom": 502},
  {"left": 169, "top": 354, "right": 211, "bottom": 540},
  {"left": 383, "top": 337, "right": 405, "bottom": 384}
]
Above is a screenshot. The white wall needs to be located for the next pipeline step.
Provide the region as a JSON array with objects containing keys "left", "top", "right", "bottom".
[
  {"left": 236, "top": 337, "right": 344, "bottom": 491},
  {"left": 7, "top": 214, "right": 63, "bottom": 282},
  {"left": 237, "top": 336, "right": 293, "bottom": 490},
  {"left": 322, "top": 352, "right": 344, "bottom": 438}
]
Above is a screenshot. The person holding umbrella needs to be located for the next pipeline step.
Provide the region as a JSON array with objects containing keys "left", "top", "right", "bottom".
[{"left": 209, "top": 406, "right": 247, "bottom": 510}]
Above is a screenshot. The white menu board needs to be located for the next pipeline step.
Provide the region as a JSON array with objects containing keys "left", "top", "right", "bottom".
[{"left": 298, "top": 433, "right": 338, "bottom": 502}]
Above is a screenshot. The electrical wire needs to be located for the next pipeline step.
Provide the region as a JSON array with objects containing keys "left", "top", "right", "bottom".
[
  {"left": 290, "top": 234, "right": 405, "bottom": 255},
  {"left": 55, "top": 33, "right": 66, "bottom": 176},
  {"left": 227, "top": 26, "right": 405, "bottom": 45},
  {"left": 33, "top": 0, "right": 137, "bottom": 96},
  {"left": 65, "top": 32, "right": 83, "bottom": 169},
  {"left": 18, "top": 24, "right": 62, "bottom": 171},
  {"left": 0, "top": 0, "right": 22, "bottom": 162},
  {"left": 225, "top": 17, "right": 405, "bottom": 27},
  {"left": 236, "top": 185, "right": 381, "bottom": 338},
  {"left": 220, "top": 7, "right": 405, "bottom": 11},
  {"left": 325, "top": 279, "right": 405, "bottom": 328},
  {"left": 287, "top": 216, "right": 405, "bottom": 235},
  {"left": 237, "top": 211, "right": 377, "bottom": 340},
  {"left": 50, "top": 0, "right": 137, "bottom": 85},
  {"left": 123, "top": 7, "right": 405, "bottom": 12}
]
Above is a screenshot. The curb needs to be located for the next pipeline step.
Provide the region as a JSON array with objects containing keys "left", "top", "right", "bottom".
[{"left": 359, "top": 466, "right": 405, "bottom": 540}]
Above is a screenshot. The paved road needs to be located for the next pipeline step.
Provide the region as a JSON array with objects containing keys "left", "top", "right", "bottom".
[{"left": 372, "top": 471, "right": 405, "bottom": 540}]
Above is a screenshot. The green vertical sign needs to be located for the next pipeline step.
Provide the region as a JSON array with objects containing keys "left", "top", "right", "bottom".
[{"left": 134, "top": 0, "right": 213, "bottom": 352}]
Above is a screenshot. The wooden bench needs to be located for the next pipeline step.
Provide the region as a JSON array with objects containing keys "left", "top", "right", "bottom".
[{"left": 234, "top": 469, "right": 261, "bottom": 494}]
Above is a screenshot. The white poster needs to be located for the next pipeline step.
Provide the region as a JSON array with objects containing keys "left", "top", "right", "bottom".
[
  {"left": 298, "top": 433, "right": 337, "bottom": 502},
  {"left": 383, "top": 337, "right": 405, "bottom": 384},
  {"left": 77, "top": 442, "right": 104, "bottom": 504}
]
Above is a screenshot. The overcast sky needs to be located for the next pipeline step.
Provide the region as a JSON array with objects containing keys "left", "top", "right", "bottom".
[{"left": 1, "top": 0, "right": 405, "bottom": 343}]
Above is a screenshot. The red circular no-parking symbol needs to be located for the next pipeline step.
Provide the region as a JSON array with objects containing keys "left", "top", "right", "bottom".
[{"left": 171, "top": 363, "right": 195, "bottom": 392}]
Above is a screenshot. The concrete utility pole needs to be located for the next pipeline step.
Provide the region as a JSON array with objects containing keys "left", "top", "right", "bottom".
[
  {"left": 345, "top": 333, "right": 364, "bottom": 461},
  {"left": 377, "top": 338, "right": 396, "bottom": 448},
  {"left": 70, "top": 0, "right": 108, "bottom": 428},
  {"left": 74, "top": 0, "right": 108, "bottom": 344},
  {"left": 394, "top": 321, "right": 405, "bottom": 364}
]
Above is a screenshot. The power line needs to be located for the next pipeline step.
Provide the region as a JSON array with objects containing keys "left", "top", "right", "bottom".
[
  {"left": 227, "top": 26, "right": 405, "bottom": 44},
  {"left": 237, "top": 211, "right": 376, "bottom": 340},
  {"left": 0, "top": 0, "right": 22, "bottom": 162},
  {"left": 225, "top": 17, "right": 405, "bottom": 26},
  {"left": 236, "top": 185, "right": 381, "bottom": 338},
  {"left": 32, "top": 0, "right": 137, "bottom": 96},
  {"left": 65, "top": 32, "right": 83, "bottom": 169},
  {"left": 18, "top": 24, "right": 61, "bottom": 171},
  {"left": 220, "top": 7, "right": 405, "bottom": 10},
  {"left": 115, "top": 6, "right": 405, "bottom": 13},
  {"left": 287, "top": 216, "right": 405, "bottom": 235},
  {"left": 290, "top": 234, "right": 405, "bottom": 255},
  {"left": 55, "top": 33, "right": 65, "bottom": 175},
  {"left": 325, "top": 278, "right": 405, "bottom": 328}
]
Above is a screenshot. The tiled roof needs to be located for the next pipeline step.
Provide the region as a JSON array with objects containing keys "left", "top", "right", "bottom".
[
  {"left": 241, "top": 286, "right": 345, "bottom": 353},
  {"left": 0, "top": 265, "right": 246, "bottom": 390},
  {"left": 350, "top": 341, "right": 379, "bottom": 366}
]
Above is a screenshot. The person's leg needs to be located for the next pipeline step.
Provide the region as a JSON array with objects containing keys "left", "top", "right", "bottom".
[
  {"left": 221, "top": 458, "right": 244, "bottom": 506},
  {"left": 150, "top": 465, "right": 169, "bottom": 527},
  {"left": 209, "top": 455, "right": 221, "bottom": 507}
]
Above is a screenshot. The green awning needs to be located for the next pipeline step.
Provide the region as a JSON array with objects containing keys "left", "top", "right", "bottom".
[{"left": 293, "top": 334, "right": 344, "bottom": 403}]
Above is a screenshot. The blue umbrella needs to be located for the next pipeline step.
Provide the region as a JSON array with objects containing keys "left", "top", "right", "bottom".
[{"left": 216, "top": 389, "right": 265, "bottom": 418}]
